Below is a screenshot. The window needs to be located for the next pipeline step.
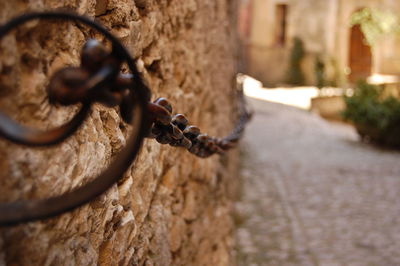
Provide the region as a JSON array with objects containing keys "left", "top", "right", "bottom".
[{"left": 275, "top": 4, "right": 288, "bottom": 46}]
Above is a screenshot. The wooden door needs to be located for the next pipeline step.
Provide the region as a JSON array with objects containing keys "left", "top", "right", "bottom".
[{"left": 349, "top": 24, "right": 372, "bottom": 82}]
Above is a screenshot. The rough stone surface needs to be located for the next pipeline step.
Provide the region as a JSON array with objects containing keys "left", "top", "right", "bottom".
[{"left": 0, "top": 1, "right": 239, "bottom": 265}]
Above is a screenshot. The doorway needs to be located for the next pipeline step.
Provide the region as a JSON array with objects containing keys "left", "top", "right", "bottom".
[{"left": 348, "top": 24, "right": 372, "bottom": 82}]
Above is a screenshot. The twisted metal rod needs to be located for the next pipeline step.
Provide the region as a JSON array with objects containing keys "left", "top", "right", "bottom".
[
  {"left": 0, "top": 12, "right": 150, "bottom": 226},
  {"left": 147, "top": 94, "right": 251, "bottom": 158},
  {"left": 0, "top": 11, "right": 251, "bottom": 226}
]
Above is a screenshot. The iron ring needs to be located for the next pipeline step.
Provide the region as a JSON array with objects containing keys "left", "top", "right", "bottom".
[{"left": 0, "top": 12, "right": 151, "bottom": 226}]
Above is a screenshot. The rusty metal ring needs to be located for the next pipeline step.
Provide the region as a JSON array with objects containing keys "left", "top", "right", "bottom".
[
  {"left": 0, "top": 12, "right": 151, "bottom": 226},
  {"left": 0, "top": 13, "right": 121, "bottom": 146}
]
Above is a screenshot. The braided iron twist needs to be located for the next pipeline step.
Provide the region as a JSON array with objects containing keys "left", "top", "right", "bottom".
[
  {"left": 48, "top": 38, "right": 252, "bottom": 158},
  {"left": 147, "top": 96, "right": 251, "bottom": 158},
  {"left": 0, "top": 11, "right": 251, "bottom": 226}
]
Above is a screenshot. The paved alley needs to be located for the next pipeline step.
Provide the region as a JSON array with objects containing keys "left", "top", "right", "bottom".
[{"left": 235, "top": 97, "right": 400, "bottom": 266}]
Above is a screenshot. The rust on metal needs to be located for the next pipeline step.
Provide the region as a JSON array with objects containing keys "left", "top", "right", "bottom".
[
  {"left": 46, "top": 37, "right": 251, "bottom": 158},
  {"left": 0, "top": 11, "right": 251, "bottom": 226}
]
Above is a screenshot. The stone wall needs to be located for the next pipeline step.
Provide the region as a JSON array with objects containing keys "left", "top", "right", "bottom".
[
  {"left": 243, "top": 0, "right": 400, "bottom": 86},
  {"left": 245, "top": 0, "right": 339, "bottom": 86},
  {"left": 336, "top": 0, "right": 400, "bottom": 78},
  {"left": 0, "top": 0, "right": 239, "bottom": 265}
]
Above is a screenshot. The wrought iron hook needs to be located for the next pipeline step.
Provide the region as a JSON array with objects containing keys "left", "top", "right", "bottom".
[
  {"left": 0, "top": 11, "right": 251, "bottom": 226},
  {"left": 0, "top": 12, "right": 151, "bottom": 226}
]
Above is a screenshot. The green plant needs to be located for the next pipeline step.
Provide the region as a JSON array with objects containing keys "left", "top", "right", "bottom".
[
  {"left": 351, "top": 8, "right": 400, "bottom": 46},
  {"left": 287, "top": 37, "right": 305, "bottom": 85},
  {"left": 315, "top": 56, "right": 325, "bottom": 89},
  {"left": 343, "top": 81, "right": 400, "bottom": 148}
]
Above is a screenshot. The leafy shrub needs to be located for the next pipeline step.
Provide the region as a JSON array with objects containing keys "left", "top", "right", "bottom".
[
  {"left": 343, "top": 81, "right": 400, "bottom": 148},
  {"left": 315, "top": 56, "right": 325, "bottom": 89},
  {"left": 351, "top": 7, "right": 400, "bottom": 46},
  {"left": 287, "top": 37, "right": 305, "bottom": 85}
]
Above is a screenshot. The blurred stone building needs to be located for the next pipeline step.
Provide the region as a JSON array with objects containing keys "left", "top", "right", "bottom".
[{"left": 239, "top": 0, "right": 400, "bottom": 86}]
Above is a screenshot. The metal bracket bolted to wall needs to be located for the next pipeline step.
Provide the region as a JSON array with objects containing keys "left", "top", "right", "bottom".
[{"left": 0, "top": 12, "right": 251, "bottom": 226}]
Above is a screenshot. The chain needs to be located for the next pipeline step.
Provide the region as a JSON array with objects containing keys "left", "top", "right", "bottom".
[
  {"left": 147, "top": 96, "right": 251, "bottom": 157},
  {"left": 47, "top": 38, "right": 252, "bottom": 158},
  {"left": 0, "top": 11, "right": 251, "bottom": 225}
]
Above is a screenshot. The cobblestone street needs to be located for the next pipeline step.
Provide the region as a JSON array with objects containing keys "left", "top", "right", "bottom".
[{"left": 235, "top": 97, "right": 400, "bottom": 266}]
